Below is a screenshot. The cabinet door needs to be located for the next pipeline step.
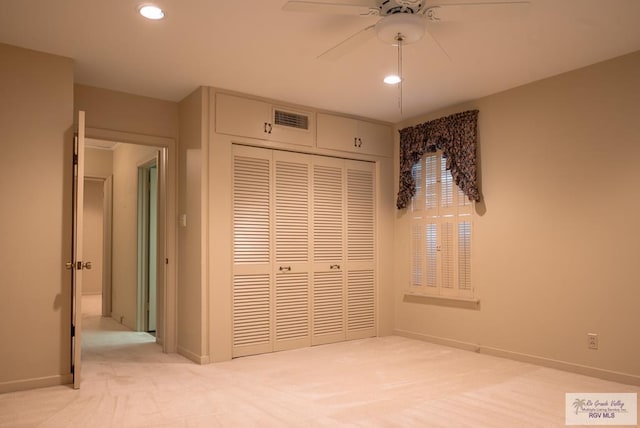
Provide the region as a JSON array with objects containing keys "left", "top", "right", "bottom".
[
  {"left": 217, "top": 93, "right": 270, "bottom": 140},
  {"left": 317, "top": 113, "right": 355, "bottom": 152},
  {"left": 356, "top": 120, "right": 393, "bottom": 157},
  {"left": 217, "top": 93, "right": 316, "bottom": 147},
  {"left": 317, "top": 113, "right": 392, "bottom": 157},
  {"left": 270, "top": 105, "right": 316, "bottom": 147}
]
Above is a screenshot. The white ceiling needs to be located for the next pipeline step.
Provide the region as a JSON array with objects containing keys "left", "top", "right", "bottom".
[{"left": 1, "top": 0, "right": 639, "bottom": 123}]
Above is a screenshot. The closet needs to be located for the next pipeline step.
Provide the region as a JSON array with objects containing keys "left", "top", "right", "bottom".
[{"left": 232, "top": 144, "right": 376, "bottom": 357}]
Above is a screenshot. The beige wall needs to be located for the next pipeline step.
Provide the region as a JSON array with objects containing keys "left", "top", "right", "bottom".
[
  {"left": 177, "top": 87, "right": 209, "bottom": 363},
  {"left": 85, "top": 147, "right": 114, "bottom": 178},
  {"left": 393, "top": 51, "right": 640, "bottom": 384},
  {"left": 111, "top": 144, "right": 159, "bottom": 330},
  {"left": 75, "top": 84, "right": 179, "bottom": 139},
  {"left": 83, "top": 179, "right": 105, "bottom": 295},
  {"left": 0, "top": 43, "right": 74, "bottom": 392},
  {"left": 83, "top": 148, "right": 113, "bottom": 297}
]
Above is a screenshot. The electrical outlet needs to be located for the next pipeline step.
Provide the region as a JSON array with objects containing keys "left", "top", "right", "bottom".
[{"left": 587, "top": 333, "right": 599, "bottom": 350}]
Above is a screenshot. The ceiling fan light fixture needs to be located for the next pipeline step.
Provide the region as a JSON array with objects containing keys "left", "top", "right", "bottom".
[
  {"left": 375, "top": 13, "right": 425, "bottom": 45},
  {"left": 384, "top": 75, "right": 402, "bottom": 85},
  {"left": 138, "top": 4, "right": 165, "bottom": 20}
]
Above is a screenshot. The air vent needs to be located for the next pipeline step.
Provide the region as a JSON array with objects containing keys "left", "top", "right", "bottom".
[{"left": 274, "top": 109, "right": 309, "bottom": 130}]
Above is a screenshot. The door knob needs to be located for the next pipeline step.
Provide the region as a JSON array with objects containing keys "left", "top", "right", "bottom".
[
  {"left": 65, "top": 262, "right": 74, "bottom": 270},
  {"left": 82, "top": 261, "right": 92, "bottom": 270}
]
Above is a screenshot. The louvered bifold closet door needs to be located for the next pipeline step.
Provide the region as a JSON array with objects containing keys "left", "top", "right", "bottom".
[
  {"left": 232, "top": 145, "right": 273, "bottom": 357},
  {"left": 311, "top": 156, "right": 346, "bottom": 345},
  {"left": 345, "top": 160, "right": 376, "bottom": 340},
  {"left": 273, "top": 151, "right": 312, "bottom": 351}
]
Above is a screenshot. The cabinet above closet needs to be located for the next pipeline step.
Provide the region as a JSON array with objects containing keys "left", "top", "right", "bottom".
[
  {"left": 317, "top": 113, "right": 393, "bottom": 157},
  {"left": 215, "top": 93, "right": 316, "bottom": 147},
  {"left": 214, "top": 91, "right": 393, "bottom": 158}
]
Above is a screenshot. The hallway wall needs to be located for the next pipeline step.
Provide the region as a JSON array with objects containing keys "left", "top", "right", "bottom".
[
  {"left": 83, "top": 179, "right": 105, "bottom": 295},
  {"left": 111, "top": 144, "right": 158, "bottom": 331},
  {"left": 0, "top": 43, "right": 74, "bottom": 392}
]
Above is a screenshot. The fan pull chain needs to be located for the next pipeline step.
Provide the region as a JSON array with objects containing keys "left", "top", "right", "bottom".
[{"left": 397, "top": 32, "right": 404, "bottom": 116}]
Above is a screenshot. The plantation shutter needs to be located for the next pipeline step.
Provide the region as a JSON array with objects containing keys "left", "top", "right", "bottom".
[{"left": 410, "top": 152, "right": 473, "bottom": 297}]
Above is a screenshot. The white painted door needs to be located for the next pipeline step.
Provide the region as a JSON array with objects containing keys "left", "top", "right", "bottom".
[
  {"left": 345, "top": 160, "right": 376, "bottom": 339},
  {"left": 311, "top": 156, "right": 346, "bottom": 345},
  {"left": 148, "top": 165, "right": 158, "bottom": 332},
  {"left": 70, "top": 110, "right": 86, "bottom": 389},
  {"left": 273, "top": 150, "right": 311, "bottom": 351}
]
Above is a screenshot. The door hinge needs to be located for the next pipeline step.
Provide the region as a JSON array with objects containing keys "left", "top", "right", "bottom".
[
  {"left": 71, "top": 324, "right": 75, "bottom": 337},
  {"left": 73, "top": 133, "right": 79, "bottom": 164}
]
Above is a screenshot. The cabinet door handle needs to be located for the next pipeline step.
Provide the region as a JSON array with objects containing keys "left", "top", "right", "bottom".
[
  {"left": 354, "top": 137, "right": 362, "bottom": 148},
  {"left": 264, "top": 122, "right": 269, "bottom": 133},
  {"left": 264, "top": 123, "right": 272, "bottom": 134}
]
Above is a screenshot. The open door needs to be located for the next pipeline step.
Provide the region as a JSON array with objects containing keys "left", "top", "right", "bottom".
[{"left": 69, "top": 110, "right": 87, "bottom": 389}]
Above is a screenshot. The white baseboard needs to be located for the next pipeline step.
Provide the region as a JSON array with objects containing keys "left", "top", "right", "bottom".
[
  {"left": 177, "top": 346, "right": 210, "bottom": 365},
  {"left": 0, "top": 374, "right": 73, "bottom": 394},
  {"left": 394, "top": 329, "right": 640, "bottom": 387}
]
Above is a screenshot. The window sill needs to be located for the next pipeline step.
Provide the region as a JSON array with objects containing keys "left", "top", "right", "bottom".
[{"left": 403, "top": 292, "right": 480, "bottom": 310}]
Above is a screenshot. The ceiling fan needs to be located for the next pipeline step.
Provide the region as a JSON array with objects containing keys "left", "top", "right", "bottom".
[{"left": 282, "top": 0, "right": 530, "bottom": 60}]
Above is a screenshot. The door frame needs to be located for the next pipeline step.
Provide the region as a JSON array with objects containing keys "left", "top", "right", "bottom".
[{"left": 85, "top": 127, "right": 177, "bottom": 353}]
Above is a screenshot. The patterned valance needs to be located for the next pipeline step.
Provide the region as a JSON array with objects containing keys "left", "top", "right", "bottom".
[{"left": 396, "top": 109, "right": 480, "bottom": 209}]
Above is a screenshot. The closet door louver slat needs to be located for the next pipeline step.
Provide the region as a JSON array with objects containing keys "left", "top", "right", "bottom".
[
  {"left": 233, "top": 274, "right": 271, "bottom": 350},
  {"left": 347, "top": 270, "right": 375, "bottom": 331},
  {"left": 233, "top": 156, "right": 270, "bottom": 265},
  {"left": 275, "top": 272, "right": 309, "bottom": 342},
  {"left": 347, "top": 168, "right": 375, "bottom": 262}
]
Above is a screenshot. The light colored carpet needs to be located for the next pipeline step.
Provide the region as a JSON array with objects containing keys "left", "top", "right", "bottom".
[{"left": 0, "top": 296, "right": 638, "bottom": 427}]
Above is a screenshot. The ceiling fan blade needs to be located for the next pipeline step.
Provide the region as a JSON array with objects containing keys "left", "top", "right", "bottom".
[
  {"left": 425, "top": 27, "right": 452, "bottom": 62},
  {"left": 425, "top": 1, "right": 530, "bottom": 22},
  {"left": 318, "top": 24, "right": 376, "bottom": 60},
  {"left": 283, "top": 1, "right": 379, "bottom": 16}
]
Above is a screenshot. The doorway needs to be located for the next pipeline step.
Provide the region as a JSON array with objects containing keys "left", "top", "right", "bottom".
[{"left": 81, "top": 140, "right": 164, "bottom": 338}]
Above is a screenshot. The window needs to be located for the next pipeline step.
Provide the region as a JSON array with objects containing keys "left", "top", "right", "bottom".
[{"left": 410, "top": 151, "right": 473, "bottom": 298}]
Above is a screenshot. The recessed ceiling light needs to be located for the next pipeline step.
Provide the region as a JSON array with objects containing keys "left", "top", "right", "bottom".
[
  {"left": 139, "top": 5, "right": 165, "bottom": 20},
  {"left": 384, "top": 75, "right": 402, "bottom": 85}
]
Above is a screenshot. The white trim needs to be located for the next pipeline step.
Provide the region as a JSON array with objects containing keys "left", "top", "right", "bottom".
[
  {"left": 177, "top": 346, "right": 210, "bottom": 365},
  {"left": 0, "top": 374, "right": 73, "bottom": 394},
  {"left": 394, "top": 330, "right": 640, "bottom": 387},
  {"left": 403, "top": 292, "right": 479, "bottom": 307}
]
